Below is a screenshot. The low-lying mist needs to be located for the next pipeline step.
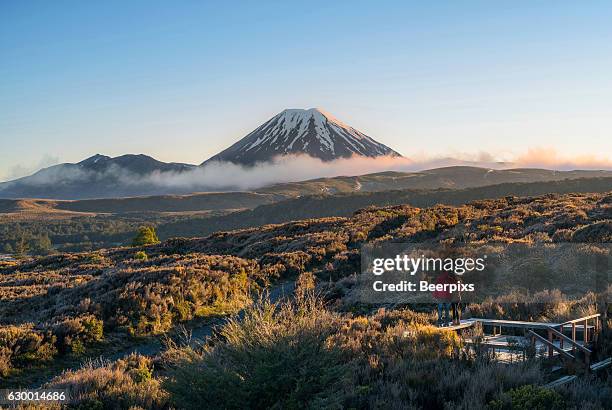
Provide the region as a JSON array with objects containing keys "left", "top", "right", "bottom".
[
  {"left": 133, "top": 149, "right": 612, "bottom": 191},
  {"left": 2, "top": 149, "right": 611, "bottom": 194}
]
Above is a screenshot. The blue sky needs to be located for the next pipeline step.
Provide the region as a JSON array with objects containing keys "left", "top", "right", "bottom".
[{"left": 1, "top": 1, "right": 612, "bottom": 180}]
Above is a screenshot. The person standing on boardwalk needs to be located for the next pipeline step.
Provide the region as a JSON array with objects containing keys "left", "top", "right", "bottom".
[
  {"left": 433, "top": 271, "right": 454, "bottom": 327},
  {"left": 451, "top": 276, "right": 462, "bottom": 326}
]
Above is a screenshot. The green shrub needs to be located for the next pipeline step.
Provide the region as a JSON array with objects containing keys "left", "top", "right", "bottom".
[
  {"left": 163, "top": 297, "right": 351, "bottom": 409},
  {"left": 490, "top": 385, "right": 565, "bottom": 410},
  {"left": 132, "top": 226, "right": 159, "bottom": 247},
  {"left": 130, "top": 366, "right": 153, "bottom": 384},
  {"left": 71, "top": 339, "right": 86, "bottom": 355},
  {"left": 134, "top": 250, "right": 148, "bottom": 260},
  {"left": 82, "top": 317, "right": 104, "bottom": 342}
]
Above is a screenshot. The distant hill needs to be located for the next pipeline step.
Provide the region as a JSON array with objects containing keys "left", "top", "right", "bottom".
[
  {"left": 0, "top": 176, "right": 610, "bottom": 256},
  {"left": 157, "top": 177, "right": 612, "bottom": 238},
  {"left": 260, "top": 167, "right": 612, "bottom": 196},
  {"left": 0, "top": 192, "right": 282, "bottom": 217},
  {"left": 53, "top": 192, "right": 282, "bottom": 213},
  {"left": 2, "top": 166, "right": 610, "bottom": 212},
  {"left": 0, "top": 154, "right": 197, "bottom": 199}
]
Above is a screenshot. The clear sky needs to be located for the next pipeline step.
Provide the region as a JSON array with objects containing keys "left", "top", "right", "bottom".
[{"left": 1, "top": 1, "right": 612, "bottom": 181}]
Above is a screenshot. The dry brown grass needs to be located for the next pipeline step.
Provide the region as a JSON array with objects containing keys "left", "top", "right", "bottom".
[{"left": 44, "top": 353, "right": 168, "bottom": 409}]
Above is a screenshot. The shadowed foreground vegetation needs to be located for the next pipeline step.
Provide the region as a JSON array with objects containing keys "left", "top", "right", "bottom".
[{"left": 42, "top": 293, "right": 612, "bottom": 409}]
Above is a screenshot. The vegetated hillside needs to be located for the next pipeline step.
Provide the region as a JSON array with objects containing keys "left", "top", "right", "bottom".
[
  {"left": 0, "top": 192, "right": 282, "bottom": 215},
  {"left": 1, "top": 190, "right": 610, "bottom": 387},
  {"left": 2, "top": 177, "right": 610, "bottom": 256},
  {"left": 259, "top": 167, "right": 612, "bottom": 196},
  {"left": 54, "top": 191, "right": 282, "bottom": 213},
  {"left": 2, "top": 166, "right": 609, "bottom": 213},
  {"left": 158, "top": 177, "right": 612, "bottom": 238}
]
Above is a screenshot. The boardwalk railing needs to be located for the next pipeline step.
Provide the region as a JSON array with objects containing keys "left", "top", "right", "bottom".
[
  {"left": 528, "top": 330, "right": 576, "bottom": 361},
  {"left": 547, "top": 326, "right": 592, "bottom": 363},
  {"left": 528, "top": 314, "right": 601, "bottom": 368},
  {"left": 463, "top": 313, "right": 602, "bottom": 369},
  {"left": 556, "top": 313, "right": 601, "bottom": 345}
]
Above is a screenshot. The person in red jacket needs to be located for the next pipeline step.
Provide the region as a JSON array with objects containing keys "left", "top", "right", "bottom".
[{"left": 433, "top": 271, "right": 455, "bottom": 327}]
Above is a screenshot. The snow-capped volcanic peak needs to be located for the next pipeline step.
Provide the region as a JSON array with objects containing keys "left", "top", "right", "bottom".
[{"left": 204, "top": 108, "right": 401, "bottom": 165}]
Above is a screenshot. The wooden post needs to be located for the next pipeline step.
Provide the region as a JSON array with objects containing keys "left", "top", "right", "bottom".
[
  {"left": 583, "top": 319, "right": 588, "bottom": 344},
  {"left": 572, "top": 323, "right": 576, "bottom": 355},
  {"left": 548, "top": 329, "right": 553, "bottom": 358},
  {"left": 604, "top": 302, "right": 609, "bottom": 336}
]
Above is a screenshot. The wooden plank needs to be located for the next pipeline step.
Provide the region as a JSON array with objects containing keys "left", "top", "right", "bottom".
[
  {"left": 561, "top": 324, "right": 595, "bottom": 331},
  {"left": 548, "top": 329, "right": 553, "bottom": 358},
  {"left": 558, "top": 313, "right": 601, "bottom": 326},
  {"left": 528, "top": 330, "right": 575, "bottom": 361},
  {"left": 547, "top": 326, "right": 592, "bottom": 355},
  {"left": 438, "top": 320, "right": 475, "bottom": 331},
  {"left": 572, "top": 322, "right": 576, "bottom": 355},
  {"left": 471, "top": 318, "right": 560, "bottom": 330},
  {"left": 545, "top": 375, "right": 577, "bottom": 388},
  {"left": 590, "top": 358, "right": 612, "bottom": 372}
]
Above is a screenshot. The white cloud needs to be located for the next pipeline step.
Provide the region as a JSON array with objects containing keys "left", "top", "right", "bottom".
[{"left": 5, "top": 155, "right": 60, "bottom": 181}]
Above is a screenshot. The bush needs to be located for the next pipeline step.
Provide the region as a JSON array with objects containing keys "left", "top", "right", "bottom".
[
  {"left": 82, "top": 316, "right": 104, "bottom": 342},
  {"left": 490, "top": 384, "right": 565, "bottom": 410},
  {"left": 45, "top": 354, "right": 167, "bottom": 409},
  {"left": 163, "top": 296, "right": 352, "bottom": 409},
  {"left": 134, "top": 250, "right": 148, "bottom": 260},
  {"left": 0, "top": 325, "right": 57, "bottom": 374},
  {"left": 132, "top": 226, "right": 159, "bottom": 247}
]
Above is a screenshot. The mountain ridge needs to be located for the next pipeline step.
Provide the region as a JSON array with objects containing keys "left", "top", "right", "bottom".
[{"left": 2, "top": 167, "right": 611, "bottom": 211}]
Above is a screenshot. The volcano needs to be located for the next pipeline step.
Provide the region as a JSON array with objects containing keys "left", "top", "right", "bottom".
[{"left": 203, "top": 108, "right": 401, "bottom": 165}]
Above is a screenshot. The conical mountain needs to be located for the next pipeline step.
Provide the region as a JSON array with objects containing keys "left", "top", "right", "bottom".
[{"left": 203, "top": 108, "right": 401, "bottom": 165}]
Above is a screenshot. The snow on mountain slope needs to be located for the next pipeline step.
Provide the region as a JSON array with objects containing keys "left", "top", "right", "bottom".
[{"left": 203, "top": 108, "right": 402, "bottom": 165}]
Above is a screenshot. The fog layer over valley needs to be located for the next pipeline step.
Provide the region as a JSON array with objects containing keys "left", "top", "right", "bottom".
[{"left": 2, "top": 152, "right": 612, "bottom": 200}]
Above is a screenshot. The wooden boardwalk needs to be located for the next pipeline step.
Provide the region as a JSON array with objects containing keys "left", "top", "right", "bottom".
[
  {"left": 441, "top": 314, "right": 609, "bottom": 389},
  {"left": 444, "top": 314, "right": 603, "bottom": 368}
]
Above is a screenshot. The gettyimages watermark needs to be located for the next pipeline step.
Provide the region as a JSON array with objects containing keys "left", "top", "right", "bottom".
[{"left": 356, "top": 242, "right": 611, "bottom": 304}]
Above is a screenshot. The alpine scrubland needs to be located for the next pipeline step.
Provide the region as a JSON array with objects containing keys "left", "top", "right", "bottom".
[{"left": 0, "top": 191, "right": 610, "bottom": 408}]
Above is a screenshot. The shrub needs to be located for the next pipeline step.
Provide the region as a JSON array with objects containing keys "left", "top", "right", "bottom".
[
  {"left": 572, "top": 221, "right": 612, "bottom": 242},
  {"left": 490, "top": 384, "right": 565, "bottom": 410},
  {"left": 0, "top": 347, "right": 12, "bottom": 377},
  {"left": 163, "top": 296, "right": 352, "bottom": 409},
  {"left": 131, "top": 226, "right": 159, "bottom": 247},
  {"left": 134, "top": 250, "right": 148, "bottom": 260},
  {"left": 71, "top": 339, "right": 86, "bottom": 355},
  {"left": 0, "top": 325, "right": 57, "bottom": 373},
  {"left": 45, "top": 354, "right": 167, "bottom": 409},
  {"left": 82, "top": 316, "right": 104, "bottom": 342}
]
